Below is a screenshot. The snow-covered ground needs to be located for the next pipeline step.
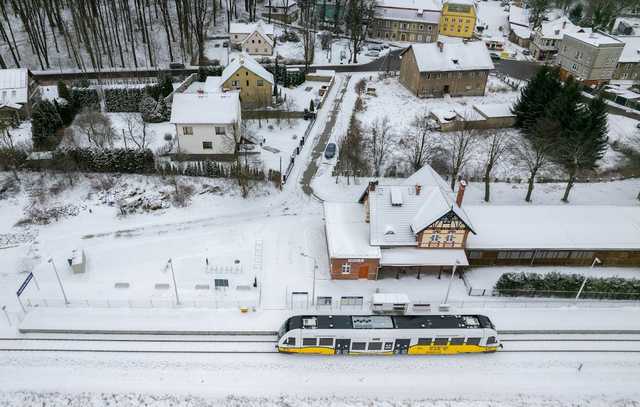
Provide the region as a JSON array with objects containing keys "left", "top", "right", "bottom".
[{"left": 245, "top": 118, "right": 311, "bottom": 172}]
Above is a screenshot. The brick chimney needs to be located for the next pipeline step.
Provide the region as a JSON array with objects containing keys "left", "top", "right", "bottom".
[
  {"left": 437, "top": 41, "right": 444, "bottom": 53},
  {"left": 415, "top": 184, "right": 422, "bottom": 195},
  {"left": 455, "top": 180, "right": 467, "bottom": 207}
]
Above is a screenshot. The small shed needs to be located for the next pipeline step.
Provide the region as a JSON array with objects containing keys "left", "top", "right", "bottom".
[
  {"left": 472, "top": 103, "right": 516, "bottom": 128},
  {"left": 371, "top": 293, "right": 410, "bottom": 314},
  {"left": 70, "top": 249, "right": 86, "bottom": 274}
]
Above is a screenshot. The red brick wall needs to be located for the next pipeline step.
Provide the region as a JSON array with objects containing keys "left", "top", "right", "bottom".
[{"left": 330, "top": 258, "right": 380, "bottom": 280}]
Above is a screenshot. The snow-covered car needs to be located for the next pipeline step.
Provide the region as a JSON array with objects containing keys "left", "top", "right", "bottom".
[
  {"left": 324, "top": 143, "right": 337, "bottom": 159},
  {"left": 365, "top": 50, "right": 380, "bottom": 57}
]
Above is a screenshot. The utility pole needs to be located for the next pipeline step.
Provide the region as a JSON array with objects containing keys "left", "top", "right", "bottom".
[
  {"left": 300, "top": 252, "right": 318, "bottom": 305},
  {"left": 575, "top": 257, "right": 601, "bottom": 303},
  {"left": 168, "top": 258, "right": 181, "bottom": 305},
  {"left": 442, "top": 260, "right": 460, "bottom": 306},
  {"left": 48, "top": 258, "right": 69, "bottom": 305}
]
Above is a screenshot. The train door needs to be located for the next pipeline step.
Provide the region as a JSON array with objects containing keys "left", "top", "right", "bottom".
[
  {"left": 335, "top": 339, "right": 351, "bottom": 355},
  {"left": 394, "top": 339, "right": 411, "bottom": 354}
]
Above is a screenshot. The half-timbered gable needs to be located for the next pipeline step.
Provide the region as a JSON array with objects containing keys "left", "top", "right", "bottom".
[{"left": 416, "top": 210, "right": 472, "bottom": 249}]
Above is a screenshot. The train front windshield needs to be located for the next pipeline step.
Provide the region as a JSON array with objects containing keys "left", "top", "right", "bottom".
[{"left": 277, "top": 320, "right": 289, "bottom": 339}]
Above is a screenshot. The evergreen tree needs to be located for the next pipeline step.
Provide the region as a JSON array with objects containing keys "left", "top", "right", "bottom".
[
  {"left": 512, "top": 65, "right": 561, "bottom": 135},
  {"left": 140, "top": 96, "right": 159, "bottom": 122},
  {"left": 273, "top": 80, "right": 279, "bottom": 97},
  {"left": 158, "top": 74, "right": 174, "bottom": 98},
  {"left": 557, "top": 95, "right": 609, "bottom": 202},
  {"left": 57, "top": 80, "right": 71, "bottom": 101},
  {"left": 32, "top": 100, "right": 63, "bottom": 149},
  {"left": 569, "top": 3, "right": 583, "bottom": 24},
  {"left": 544, "top": 76, "right": 582, "bottom": 146}
]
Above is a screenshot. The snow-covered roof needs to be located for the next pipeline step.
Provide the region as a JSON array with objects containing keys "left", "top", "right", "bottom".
[
  {"left": 375, "top": 7, "right": 441, "bottom": 24},
  {"left": 229, "top": 22, "right": 275, "bottom": 36},
  {"left": 407, "top": 41, "right": 494, "bottom": 72},
  {"left": 376, "top": 0, "right": 441, "bottom": 10},
  {"left": 510, "top": 23, "right": 533, "bottom": 39},
  {"left": 566, "top": 31, "right": 625, "bottom": 47},
  {"left": 617, "top": 36, "right": 640, "bottom": 63},
  {"left": 380, "top": 248, "right": 469, "bottom": 266},
  {"left": 473, "top": 103, "right": 515, "bottom": 118},
  {"left": 465, "top": 205, "right": 640, "bottom": 250},
  {"left": 170, "top": 92, "right": 240, "bottom": 124},
  {"left": 204, "top": 76, "right": 222, "bottom": 93},
  {"left": 366, "top": 165, "right": 474, "bottom": 246},
  {"left": 241, "top": 27, "right": 275, "bottom": 47},
  {"left": 221, "top": 54, "right": 274, "bottom": 85},
  {"left": 0, "top": 68, "right": 29, "bottom": 105},
  {"left": 430, "top": 108, "right": 458, "bottom": 123},
  {"left": 539, "top": 17, "right": 588, "bottom": 40},
  {"left": 324, "top": 202, "right": 382, "bottom": 259},
  {"left": 508, "top": 5, "right": 530, "bottom": 27}
]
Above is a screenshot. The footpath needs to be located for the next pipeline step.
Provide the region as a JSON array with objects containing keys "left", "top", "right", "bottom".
[{"left": 15, "top": 305, "right": 640, "bottom": 335}]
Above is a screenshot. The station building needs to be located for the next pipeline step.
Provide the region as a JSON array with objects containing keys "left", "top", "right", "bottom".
[{"left": 324, "top": 166, "right": 640, "bottom": 280}]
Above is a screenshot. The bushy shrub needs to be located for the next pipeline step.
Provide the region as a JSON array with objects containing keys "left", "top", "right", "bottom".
[
  {"left": 31, "top": 100, "right": 63, "bottom": 149},
  {"left": 70, "top": 88, "right": 100, "bottom": 110},
  {"left": 28, "top": 148, "right": 156, "bottom": 174},
  {"left": 495, "top": 272, "right": 640, "bottom": 299}
]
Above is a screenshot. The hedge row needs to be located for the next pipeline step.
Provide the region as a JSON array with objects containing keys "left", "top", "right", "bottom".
[
  {"left": 104, "top": 87, "right": 150, "bottom": 112},
  {"left": 495, "top": 272, "right": 640, "bottom": 299},
  {"left": 157, "top": 160, "right": 266, "bottom": 180},
  {"left": 70, "top": 88, "right": 100, "bottom": 110},
  {"left": 24, "top": 148, "right": 156, "bottom": 174}
]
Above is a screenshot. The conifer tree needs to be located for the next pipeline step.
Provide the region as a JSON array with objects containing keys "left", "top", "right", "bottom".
[
  {"left": 32, "top": 100, "right": 63, "bottom": 149},
  {"left": 57, "top": 81, "right": 71, "bottom": 101},
  {"left": 512, "top": 66, "right": 561, "bottom": 135}
]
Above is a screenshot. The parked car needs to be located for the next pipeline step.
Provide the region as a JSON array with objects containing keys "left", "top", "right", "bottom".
[
  {"left": 365, "top": 50, "right": 380, "bottom": 57},
  {"left": 169, "top": 62, "right": 185, "bottom": 69},
  {"left": 368, "top": 44, "right": 383, "bottom": 52},
  {"left": 222, "top": 41, "right": 229, "bottom": 48},
  {"left": 490, "top": 52, "right": 501, "bottom": 61},
  {"left": 303, "top": 108, "right": 316, "bottom": 120},
  {"left": 522, "top": 49, "right": 531, "bottom": 56},
  {"left": 324, "top": 143, "right": 337, "bottom": 159}
]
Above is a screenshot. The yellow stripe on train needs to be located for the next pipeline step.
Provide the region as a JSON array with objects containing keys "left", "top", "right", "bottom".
[{"left": 278, "top": 345, "right": 498, "bottom": 355}]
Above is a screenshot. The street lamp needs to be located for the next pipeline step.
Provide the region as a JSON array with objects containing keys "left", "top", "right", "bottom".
[
  {"left": 47, "top": 258, "right": 69, "bottom": 305},
  {"left": 442, "top": 260, "right": 461, "bottom": 306},
  {"left": 300, "top": 252, "right": 318, "bottom": 305},
  {"left": 167, "top": 258, "right": 181, "bottom": 306},
  {"left": 575, "top": 257, "right": 601, "bottom": 303}
]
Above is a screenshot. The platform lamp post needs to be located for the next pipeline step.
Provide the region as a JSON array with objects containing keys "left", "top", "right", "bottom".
[
  {"left": 442, "top": 260, "right": 461, "bottom": 307},
  {"left": 575, "top": 257, "right": 601, "bottom": 304},
  {"left": 167, "top": 258, "right": 181, "bottom": 306},
  {"left": 47, "top": 258, "right": 69, "bottom": 305},
  {"left": 300, "top": 252, "right": 318, "bottom": 305}
]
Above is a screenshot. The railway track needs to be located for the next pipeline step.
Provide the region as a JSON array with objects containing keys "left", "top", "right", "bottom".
[{"left": 2, "top": 333, "right": 640, "bottom": 354}]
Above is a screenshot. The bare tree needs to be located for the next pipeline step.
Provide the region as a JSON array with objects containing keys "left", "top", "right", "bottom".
[
  {"left": 0, "top": 124, "right": 29, "bottom": 182},
  {"left": 345, "top": 0, "right": 374, "bottom": 63},
  {"left": 122, "top": 114, "right": 150, "bottom": 150},
  {"left": 299, "top": 0, "right": 316, "bottom": 71},
  {"left": 73, "top": 109, "right": 117, "bottom": 149},
  {"left": 482, "top": 130, "right": 510, "bottom": 202},
  {"left": 368, "top": 117, "right": 392, "bottom": 177},
  {"left": 401, "top": 113, "right": 437, "bottom": 173},
  {"left": 512, "top": 119, "right": 558, "bottom": 202},
  {"left": 444, "top": 124, "right": 478, "bottom": 191}
]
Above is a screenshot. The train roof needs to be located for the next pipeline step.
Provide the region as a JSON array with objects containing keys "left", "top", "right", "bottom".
[{"left": 285, "top": 314, "right": 494, "bottom": 331}]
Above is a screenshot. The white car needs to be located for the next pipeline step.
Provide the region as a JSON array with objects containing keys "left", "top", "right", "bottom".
[{"left": 365, "top": 50, "right": 380, "bottom": 57}]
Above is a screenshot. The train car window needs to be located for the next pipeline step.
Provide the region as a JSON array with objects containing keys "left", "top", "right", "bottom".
[
  {"left": 368, "top": 342, "right": 383, "bottom": 350},
  {"left": 286, "top": 337, "right": 296, "bottom": 346},
  {"left": 450, "top": 337, "right": 465, "bottom": 345},
  {"left": 384, "top": 342, "right": 393, "bottom": 351},
  {"left": 303, "top": 338, "right": 318, "bottom": 346},
  {"left": 417, "top": 338, "right": 431, "bottom": 345},
  {"left": 433, "top": 337, "right": 449, "bottom": 346},
  {"left": 319, "top": 338, "right": 334, "bottom": 346},
  {"left": 487, "top": 336, "right": 497, "bottom": 344},
  {"left": 351, "top": 342, "right": 366, "bottom": 351},
  {"left": 466, "top": 337, "right": 481, "bottom": 346}
]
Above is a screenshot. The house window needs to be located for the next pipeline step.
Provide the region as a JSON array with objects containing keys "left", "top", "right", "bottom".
[
  {"left": 446, "top": 231, "right": 455, "bottom": 242},
  {"left": 257, "top": 79, "right": 264, "bottom": 86},
  {"left": 430, "top": 232, "right": 439, "bottom": 242},
  {"left": 231, "top": 80, "right": 239, "bottom": 87},
  {"left": 215, "top": 126, "right": 226, "bottom": 135},
  {"left": 341, "top": 264, "right": 351, "bottom": 274},
  {"left": 183, "top": 126, "right": 193, "bottom": 135},
  {"left": 246, "top": 80, "right": 249, "bottom": 86},
  {"left": 202, "top": 141, "right": 213, "bottom": 150}
]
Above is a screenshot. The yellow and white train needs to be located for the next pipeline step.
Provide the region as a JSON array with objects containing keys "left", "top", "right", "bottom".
[{"left": 277, "top": 314, "right": 500, "bottom": 355}]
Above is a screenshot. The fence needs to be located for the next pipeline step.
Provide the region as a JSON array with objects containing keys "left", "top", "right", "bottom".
[
  {"left": 282, "top": 116, "right": 316, "bottom": 183},
  {"left": 469, "top": 287, "right": 640, "bottom": 301},
  {"left": 23, "top": 297, "right": 257, "bottom": 310}
]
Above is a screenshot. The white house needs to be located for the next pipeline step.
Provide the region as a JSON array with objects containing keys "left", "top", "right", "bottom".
[
  {"left": 0, "top": 68, "right": 39, "bottom": 123},
  {"left": 170, "top": 92, "right": 242, "bottom": 157},
  {"left": 229, "top": 22, "right": 275, "bottom": 56}
]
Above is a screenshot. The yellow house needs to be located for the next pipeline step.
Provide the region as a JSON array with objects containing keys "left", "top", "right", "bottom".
[
  {"left": 439, "top": 0, "right": 476, "bottom": 38},
  {"left": 220, "top": 54, "right": 274, "bottom": 108}
]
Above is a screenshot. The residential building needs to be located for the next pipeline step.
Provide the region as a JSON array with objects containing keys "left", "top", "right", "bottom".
[
  {"left": 0, "top": 68, "right": 40, "bottom": 125},
  {"left": 368, "top": 0, "right": 441, "bottom": 43},
  {"left": 399, "top": 41, "right": 494, "bottom": 98},
  {"left": 429, "top": 103, "right": 515, "bottom": 131},
  {"left": 508, "top": 5, "right": 532, "bottom": 48},
  {"left": 439, "top": 0, "right": 476, "bottom": 39},
  {"left": 220, "top": 54, "right": 274, "bottom": 107},
  {"left": 262, "top": 0, "right": 299, "bottom": 23},
  {"left": 229, "top": 22, "right": 275, "bottom": 56},
  {"left": 315, "top": 0, "right": 346, "bottom": 27},
  {"left": 529, "top": 16, "right": 588, "bottom": 61},
  {"left": 558, "top": 31, "right": 624, "bottom": 86},
  {"left": 613, "top": 36, "right": 640, "bottom": 80},
  {"left": 323, "top": 165, "right": 640, "bottom": 280},
  {"left": 170, "top": 92, "right": 242, "bottom": 158}
]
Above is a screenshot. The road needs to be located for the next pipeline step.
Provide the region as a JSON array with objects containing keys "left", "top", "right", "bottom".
[{"left": 32, "top": 49, "right": 541, "bottom": 83}]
